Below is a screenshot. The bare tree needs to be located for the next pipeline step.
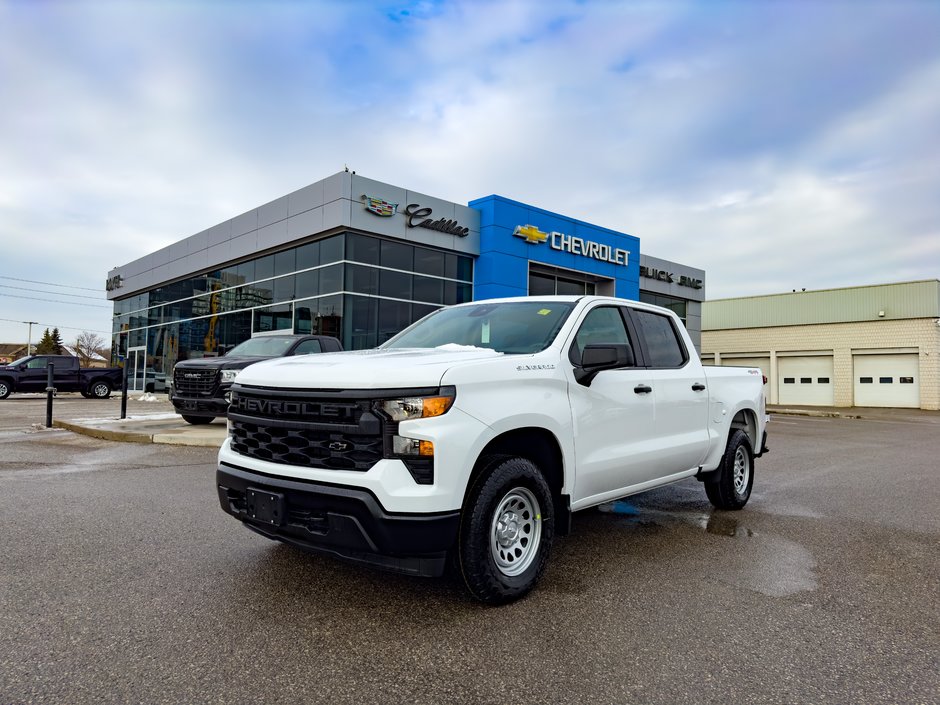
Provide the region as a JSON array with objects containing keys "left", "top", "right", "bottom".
[{"left": 73, "top": 331, "right": 106, "bottom": 368}]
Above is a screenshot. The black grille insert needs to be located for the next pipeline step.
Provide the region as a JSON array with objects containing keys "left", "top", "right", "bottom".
[
  {"left": 230, "top": 420, "right": 382, "bottom": 471},
  {"left": 174, "top": 368, "right": 219, "bottom": 396}
]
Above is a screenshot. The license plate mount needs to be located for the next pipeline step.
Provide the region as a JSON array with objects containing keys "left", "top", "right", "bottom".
[{"left": 245, "top": 488, "right": 286, "bottom": 527}]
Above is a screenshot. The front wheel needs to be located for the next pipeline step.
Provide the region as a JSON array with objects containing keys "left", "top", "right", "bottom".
[
  {"left": 181, "top": 414, "right": 214, "bottom": 425},
  {"left": 457, "top": 457, "right": 554, "bottom": 605},
  {"left": 704, "top": 429, "right": 754, "bottom": 510},
  {"left": 89, "top": 381, "right": 111, "bottom": 399},
  {"left": 0, "top": 380, "right": 11, "bottom": 400}
]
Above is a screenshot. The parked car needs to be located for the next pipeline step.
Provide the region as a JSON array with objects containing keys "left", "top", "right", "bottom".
[
  {"left": 171, "top": 334, "right": 343, "bottom": 424},
  {"left": 216, "top": 296, "right": 768, "bottom": 604},
  {"left": 0, "top": 355, "right": 122, "bottom": 400}
]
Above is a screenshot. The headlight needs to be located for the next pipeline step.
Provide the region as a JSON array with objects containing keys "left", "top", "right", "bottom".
[
  {"left": 379, "top": 387, "right": 455, "bottom": 422},
  {"left": 220, "top": 369, "right": 239, "bottom": 383}
]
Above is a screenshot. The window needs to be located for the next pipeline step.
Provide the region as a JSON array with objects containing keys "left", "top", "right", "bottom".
[
  {"left": 900, "top": 377, "right": 914, "bottom": 384},
  {"left": 319, "top": 235, "right": 344, "bottom": 264},
  {"left": 784, "top": 378, "right": 795, "bottom": 384},
  {"left": 347, "top": 233, "right": 379, "bottom": 264},
  {"left": 414, "top": 248, "right": 444, "bottom": 277},
  {"left": 273, "top": 274, "right": 295, "bottom": 302},
  {"left": 381, "top": 240, "right": 412, "bottom": 270},
  {"left": 296, "top": 241, "right": 319, "bottom": 270},
  {"left": 801, "top": 377, "right": 812, "bottom": 384},
  {"left": 318, "top": 264, "right": 343, "bottom": 294},
  {"left": 413, "top": 276, "right": 442, "bottom": 304},
  {"left": 639, "top": 292, "right": 688, "bottom": 326},
  {"left": 631, "top": 309, "right": 687, "bottom": 367},
  {"left": 255, "top": 255, "right": 274, "bottom": 281},
  {"left": 570, "top": 307, "right": 633, "bottom": 365},
  {"left": 528, "top": 270, "right": 597, "bottom": 296},
  {"left": 295, "top": 269, "right": 319, "bottom": 299},
  {"left": 818, "top": 377, "right": 830, "bottom": 384},
  {"left": 253, "top": 303, "right": 293, "bottom": 334},
  {"left": 879, "top": 377, "right": 893, "bottom": 384},
  {"left": 347, "top": 264, "right": 378, "bottom": 295},
  {"left": 292, "top": 339, "right": 322, "bottom": 355},
  {"left": 859, "top": 377, "right": 873, "bottom": 384},
  {"left": 274, "top": 248, "right": 296, "bottom": 276}
]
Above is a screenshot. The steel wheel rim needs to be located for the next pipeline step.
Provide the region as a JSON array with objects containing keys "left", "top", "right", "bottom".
[
  {"left": 94, "top": 384, "right": 109, "bottom": 397},
  {"left": 733, "top": 446, "right": 750, "bottom": 495},
  {"left": 489, "top": 487, "right": 541, "bottom": 577},
  {"left": 0, "top": 382, "right": 7, "bottom": 396}
]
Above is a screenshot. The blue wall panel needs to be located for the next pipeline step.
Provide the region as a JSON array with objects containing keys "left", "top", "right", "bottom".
[{"left": 469, "top": 195, "right": 640, "bottom": 302}]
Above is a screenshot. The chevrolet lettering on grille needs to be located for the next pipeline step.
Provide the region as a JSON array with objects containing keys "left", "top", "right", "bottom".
[{"left": 233, "top": 397, "right": 355, "bottom": 421}]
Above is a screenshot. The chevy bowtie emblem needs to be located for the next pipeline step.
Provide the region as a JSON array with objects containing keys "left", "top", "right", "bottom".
[
  {"left": 513, "top": 224, "right": 549, "bottom": 244},
  {"left": 328, "top": 441, "right": 350, "bottom": 452},
  {"left": 361, "top": 194, "right": 398, "bottom": 217}
]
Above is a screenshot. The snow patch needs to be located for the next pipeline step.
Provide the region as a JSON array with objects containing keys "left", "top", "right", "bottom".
[
  {"left": 434, "top": 344, "right": 502, "bottom": 354},
  {"left": 136, "top": 393, "right": 160, "bottom": 402}
]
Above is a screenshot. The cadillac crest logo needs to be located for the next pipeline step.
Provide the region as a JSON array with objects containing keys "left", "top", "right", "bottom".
[{"left": 361, "top": 194, "right": 398, "bottom": 217}]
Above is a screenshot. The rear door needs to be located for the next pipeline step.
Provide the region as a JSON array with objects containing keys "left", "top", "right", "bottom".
[
  {"left": 628, "top": 307, "right": 710, "bottom": 475},
  {"left": 566, "top": 304, "right": 656, "bottom": 507}
]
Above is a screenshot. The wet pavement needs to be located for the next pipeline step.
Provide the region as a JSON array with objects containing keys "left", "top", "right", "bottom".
[{"left": 0, "top": 400, "right": 938, "bottom": 703}]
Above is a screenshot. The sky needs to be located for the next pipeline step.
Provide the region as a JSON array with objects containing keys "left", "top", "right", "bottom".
[{"left": 1, "top": 0, "right": 938, "bottom": 347}]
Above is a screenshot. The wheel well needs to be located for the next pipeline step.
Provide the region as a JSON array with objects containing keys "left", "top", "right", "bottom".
[
  {"left": 466, "top": 428, "right": 569, "bottom": 535},
  {"left": 731, "top": 409, "right": 757, "bottom": 450}
]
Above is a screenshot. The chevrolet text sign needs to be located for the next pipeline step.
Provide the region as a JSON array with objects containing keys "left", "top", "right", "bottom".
[{"left": 513, "top": 224, "right": 630, "bottom": 267}]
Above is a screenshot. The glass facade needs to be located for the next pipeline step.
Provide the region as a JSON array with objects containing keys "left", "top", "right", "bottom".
[
  {"left": 639, "top": 291, "right": 687, "bottom": 325},
  {"left": 111, "top": 233, "right": 473, "bottom": 376}
]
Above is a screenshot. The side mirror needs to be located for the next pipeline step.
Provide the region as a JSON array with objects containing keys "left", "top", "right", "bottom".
[{"left": 574, "top": 344, "right": 635, "bottom": 386}]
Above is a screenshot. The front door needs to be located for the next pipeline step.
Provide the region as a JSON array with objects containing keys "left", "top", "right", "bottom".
[
  {"left": 565, "top": 305, "right": 656, "bottom": 509},
  {"left": 127, "top": 347, "right": 147, "bottom": 393}
]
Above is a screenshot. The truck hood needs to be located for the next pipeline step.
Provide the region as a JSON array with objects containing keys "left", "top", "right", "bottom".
[
  {"left": 173, "top": 356, "right": 270, "bottom": 372},
  {"left": 235, "top": 346, "right": 503, "bottom": 389}
]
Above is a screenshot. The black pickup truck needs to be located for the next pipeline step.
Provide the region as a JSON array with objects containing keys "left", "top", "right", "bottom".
[
  {"left": 0, "top": 355, "right": 123, "bottom": 400},
  {"left": 171, "top": 334, "right": 342, "bottom": 424}
]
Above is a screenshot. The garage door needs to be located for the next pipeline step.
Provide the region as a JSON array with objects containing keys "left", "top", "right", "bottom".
[
  {"left": 722, "top": 356, "right": 770, "bottom": 389},
  {"left": 778, "top": 356, "right": 834, "bottom": 406},
  {"left": 853, "top": 354, "right": 919, "bottom": 408}
]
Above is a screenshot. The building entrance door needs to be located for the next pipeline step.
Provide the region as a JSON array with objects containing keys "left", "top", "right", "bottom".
[{"left": 127, "top": 346, "right": 147, "bottom": 393}]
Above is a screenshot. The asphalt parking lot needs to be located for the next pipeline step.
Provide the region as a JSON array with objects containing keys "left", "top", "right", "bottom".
[{"left": 1, "top": 397, "right": 938, "bottom": 704}]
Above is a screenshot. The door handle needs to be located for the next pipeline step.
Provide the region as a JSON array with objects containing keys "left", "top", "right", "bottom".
[
  {"left": 692, "top": 383, "right": 706, "bottom": 391},
  {"left": 634, "top": 384, "right": 652, "bottom": 394}
]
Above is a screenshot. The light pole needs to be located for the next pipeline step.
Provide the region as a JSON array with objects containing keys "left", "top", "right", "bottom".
[{"left": 23, "top": 321, "right": 38, "bottom": 355}]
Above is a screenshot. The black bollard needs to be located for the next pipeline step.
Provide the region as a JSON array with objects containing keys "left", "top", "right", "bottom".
[
  {"left": 120, "top": 360, "right": 129, "bottom": 420},
  {"left": 45, "top": 362, "right": 55, "bottom": 428}
]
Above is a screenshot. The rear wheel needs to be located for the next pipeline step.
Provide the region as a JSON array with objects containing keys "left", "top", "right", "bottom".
[
  {"left": 181, "top": 415, "right": 214, "bottom": 425},
  {"left": 705, "top": 429, "right": 754, "bottom": 510},
  {"left": 457, "top": 456, "right": 554, "bottom": 605},
  {"left": 89, "top": 381, "right": 111, "bottom": 399}
]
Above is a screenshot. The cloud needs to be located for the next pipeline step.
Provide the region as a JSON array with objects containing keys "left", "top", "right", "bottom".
[{"left": 0, "top": 0, "right": 938, "bottom": 341}]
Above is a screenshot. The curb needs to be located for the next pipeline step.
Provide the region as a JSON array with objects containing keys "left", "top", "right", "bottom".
[
  {"left": 53, "top": 419, "right": 154, "bottom": 443},
  {"left": 768, "top": 408, "right": 862, "bottom": 419}
]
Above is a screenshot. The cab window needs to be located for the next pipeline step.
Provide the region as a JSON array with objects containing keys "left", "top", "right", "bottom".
[
  {"left": 631, "top": 309, "right": 688, "bottom": 368},
  {"left": 569, "top": 307, "right": 634, "bottom": 366},
  {"left": 292, "top": 339, "right": 322, "bottom": 355}
]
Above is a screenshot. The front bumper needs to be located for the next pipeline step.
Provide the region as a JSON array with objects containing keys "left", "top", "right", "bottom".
[
  {"left": 171, "top": 393, "right": 230, "bottom": 418},
  {"left": 217, "top": 462, "right": 459, "bottom": 577}
]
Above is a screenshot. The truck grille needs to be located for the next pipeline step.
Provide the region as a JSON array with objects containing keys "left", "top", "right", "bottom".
[
  {"left": 229, "top": 421, "right": 383, "bottom": 471},
  {"left": 227, "top": 386, "right": 387, "bottom": 472},
  {"left": 173, "top": 368, "right": 218, "bottom": 396}
]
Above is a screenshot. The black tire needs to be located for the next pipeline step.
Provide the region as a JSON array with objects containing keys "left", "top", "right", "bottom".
[
  {"left": 89, "top": 381, "right": 111, "bottom": 399},
  {"left": 457, "top": 456, "right": 554, "bottom": 605},
  {"left": 80, "top": 390, "right": 91, "bottom": 398},
  {"left": 704, "top": 429, "right": 754, "bottom": 510},
  {"left": 181, "top": 415, "right": 214, "bottom": 425},
  {"left": 0, "top": 380, "right": 11, "bottom": 400}
]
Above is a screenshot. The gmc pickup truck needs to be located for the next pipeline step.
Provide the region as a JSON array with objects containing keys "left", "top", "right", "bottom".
[
  {"left": 216, "top": 296, "right": 768, "bottom": 604},
  {"left": 171, "top": 334, "right": 342, "bottom": 424},
  {"left": 0, "top": 355, "right": 122, "bottom": 400}
]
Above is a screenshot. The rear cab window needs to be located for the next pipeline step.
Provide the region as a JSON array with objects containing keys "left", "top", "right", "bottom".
[{"left": 630, "top": 309, "right": 689, "bottom": 368}]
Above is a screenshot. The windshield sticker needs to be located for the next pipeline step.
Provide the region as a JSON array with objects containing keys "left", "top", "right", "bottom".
[{"left": 537, "top": 309, "right": 552, "bottom": 316}]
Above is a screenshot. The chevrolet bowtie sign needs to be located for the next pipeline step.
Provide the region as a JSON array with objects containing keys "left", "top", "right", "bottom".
[{"left": 513, "top": 224, "right": 630, "bottom": 267}]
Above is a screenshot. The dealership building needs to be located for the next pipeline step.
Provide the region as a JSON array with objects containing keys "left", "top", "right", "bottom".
[
  {"left": 106, "top": 171, "right": 705, "bottom": 391},
  {"left": 702, "top": 280, "right": 940, "bottom": 410}
]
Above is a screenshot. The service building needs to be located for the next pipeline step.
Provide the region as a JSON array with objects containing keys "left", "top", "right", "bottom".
[
  {"left": 106, "top": 171, "right": 705, "bottom": 391},
  {"left": 702, "top": 280, "right": 940, "bottom": 410}
]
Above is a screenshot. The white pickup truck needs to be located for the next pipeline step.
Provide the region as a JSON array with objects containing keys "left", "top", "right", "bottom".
[{"left": 216, "top": 296, "right": 768, "bottom": 604}]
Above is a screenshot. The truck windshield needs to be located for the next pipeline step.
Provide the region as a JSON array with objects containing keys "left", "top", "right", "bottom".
[
  {"left": 7, "top": 357, "right": 31, "bottom": 368},
  {"left": 381, "top": 301, "right": 576, "bottom": 354},
  {"left": 226, "top": 337, "right": 297, "bottom": 357}
]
